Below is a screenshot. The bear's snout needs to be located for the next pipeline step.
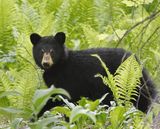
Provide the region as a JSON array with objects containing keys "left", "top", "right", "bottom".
[
  {"left": 42, "top": 62, "right": 50, "bottom": 69},
  {"left": 41, "top": 53, "right": 53, "bottom": 69}
]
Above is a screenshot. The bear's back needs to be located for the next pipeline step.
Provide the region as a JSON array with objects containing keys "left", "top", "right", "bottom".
[{"left": 43, "top": 48, "right": 130, "bottom": 102}]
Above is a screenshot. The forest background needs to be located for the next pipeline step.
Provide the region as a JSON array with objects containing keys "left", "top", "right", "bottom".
[{"left": 0, "top": 0, "right": 160, "bottom": 128}]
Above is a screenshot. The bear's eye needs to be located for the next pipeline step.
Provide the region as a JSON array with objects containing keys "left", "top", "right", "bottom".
[
  {"left": 50, "top": 49, "right": 53, "bottom": 53},
  {"left": 41, "top": 49, "right": 45, "bottom": 53}
]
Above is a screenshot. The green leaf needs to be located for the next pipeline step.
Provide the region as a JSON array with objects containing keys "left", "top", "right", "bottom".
[
  {"left": 122, "top": 0, "right": 153, "bottom": 7},
  {"left": 0, "top": 107, "right": 22, "bottom": 114},
  {"left": 52, "top": 106, "right": 71, "bottom": 117},
  {"left": 11, "top": 118, "right": 23, "bottom": 129},
  {"left": 78, "top": 97, "right": 101, "bottom": 111},
  {"left": 99, "top": 93, "right": 109, "bottom": 103},
  {"left": 86, "top": 100, "right": 100, "bottom": 111},
  {"left": 29, "top": 116, "right": 62, "bottom": 129},
  {"left": 0, "top": 91, "right": 20, "bottom": 98},
  {"left": 32, "top": 86, "right": 70, "bottom": 115},
  {"left": 110, "top": 106, "right": 126, "bottom": 129},
  {"left": 115, "top": 55, "right": 142, "bottom": 106},
  {"left": 57, "top": 95, "right": 75, "bottom": 109},
  {"left": 70, "top": 106, "right": 96, "bottom": 124}
]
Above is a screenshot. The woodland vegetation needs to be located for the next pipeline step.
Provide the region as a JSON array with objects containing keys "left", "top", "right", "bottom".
[{"left": 0, "top": 0, "right": 160, "bottom": 128}]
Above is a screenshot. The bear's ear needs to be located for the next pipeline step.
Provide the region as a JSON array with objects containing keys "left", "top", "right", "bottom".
[
  {"left": 30, "top": 33, "right": 41, "bottom": 45},
  {"left": 54, "top": 32, "right": 66, "bottom": 44}
]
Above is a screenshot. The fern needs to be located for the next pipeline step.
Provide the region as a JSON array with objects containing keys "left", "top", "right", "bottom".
[
  {"left": 115, "top": 55, "right": 142, "bottom": 106},
  {"left": 45, "top": 0, "right": 63, "bottom": 13},
  {"left": 0, "top": 66, "right": 40, "bottom": 118},
  {"left": 93, "top": 54, "right": 142, "bottom": 107},
  {"left": 0, "top": 32, "right": 42, "bottom": 119},
  {"left": 0, "top": 0, "right": 159, "bottom": 127},
  {"left": 0, "top": 0, "right": 17, "bottom": 54},
  {"left": 81, "top": 24, "right": 101, "bottom": 48},
  {"left": 0, "top": 72, "right": 11, "bottom": 107},
  {"left": 14, "top": 0, "right": 41, "bottom": 34},
  {"left": 92, "top": 54, "right": 117, "bottom": 101},
  {"left": 0, "top": 67, "right": 40, "bottom": 119}
]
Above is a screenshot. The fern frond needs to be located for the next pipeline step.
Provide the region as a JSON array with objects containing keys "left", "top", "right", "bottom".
[
  {"left": 0, "top": 33, "right": 42, "bottom": 118},
  {"left": 0, "top": 71, "right": 11, "bottom": 91},
  {"left": 115, "top": 55, "right": 142, "bottom": 106},
  {"left": 94, "top": 54, "right": 142, "bottom": 107},
  {"left": 81, "top": 24, "right": 100, "bottom": 47},
  {"left": 14, "top": 0, "right": 41, "bottom": 33},
  {"left": 92, "top": 54, "right": 118, "bottom": 101},
  {"left": 0, "top": 72, "right": 11, "bottom": 107},
  {"left": 45, "top": 0, "right": 63, "bottom": 14},
  {"left": 0, "top": 0, "right": 16, "bottom": 53}
]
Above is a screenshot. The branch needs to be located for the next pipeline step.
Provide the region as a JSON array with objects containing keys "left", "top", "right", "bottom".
[{"left": 116, "top": 10, "right": 160, "bottom": 47}]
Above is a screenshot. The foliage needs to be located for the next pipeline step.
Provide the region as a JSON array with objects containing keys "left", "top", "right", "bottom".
[
  {"left": 93, "top": 54, "right": 142, "bottom": 107},
  {"left": 0, "top": 0, "right": 160, "bottom": 128},
  {"left": 32, "top": 86, "right": 70, "bottom": 118}
]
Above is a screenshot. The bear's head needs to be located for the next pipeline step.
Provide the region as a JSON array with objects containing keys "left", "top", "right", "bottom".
[{"left": 30, "top": 32, "right": 67, "bottom": 70}]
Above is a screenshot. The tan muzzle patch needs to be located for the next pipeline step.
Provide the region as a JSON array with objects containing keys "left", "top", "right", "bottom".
[{"left": 41, "top": 52, "right": 53, "bottom": 69}]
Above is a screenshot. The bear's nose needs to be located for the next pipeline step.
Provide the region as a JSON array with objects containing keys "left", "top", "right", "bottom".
[{"left": 42, "top": 62, "right": 50, "bottom": 68}]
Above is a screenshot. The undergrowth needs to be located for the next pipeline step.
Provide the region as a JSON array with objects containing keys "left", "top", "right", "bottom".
[{"left": 0, "top": 0, "right": 160, "bottom": 128}]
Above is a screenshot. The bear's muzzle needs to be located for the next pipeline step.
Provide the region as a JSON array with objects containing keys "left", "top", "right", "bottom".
[{"left": 41, "top": 52, "right": 53, "bottom": 69}]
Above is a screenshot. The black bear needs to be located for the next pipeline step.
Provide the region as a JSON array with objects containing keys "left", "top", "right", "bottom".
[{"left": 30, "top": 32, "right": 156, "bottom": 116}]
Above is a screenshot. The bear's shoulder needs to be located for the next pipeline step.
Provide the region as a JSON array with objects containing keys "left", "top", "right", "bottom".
[{"left": 66, "top": 48, "right": 130, "bottom": 65}]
